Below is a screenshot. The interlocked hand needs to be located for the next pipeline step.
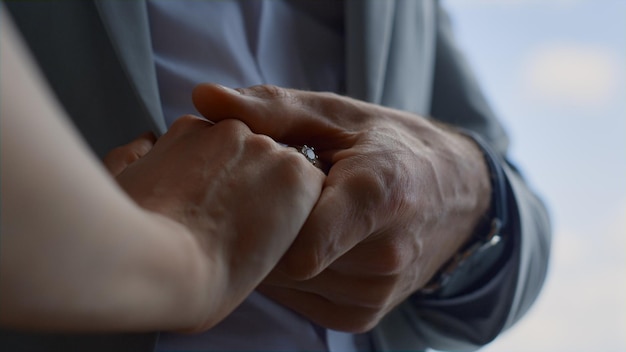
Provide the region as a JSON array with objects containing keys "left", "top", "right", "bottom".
[{"left": 192, "top": 84, "right": 491, "bottom": 332}]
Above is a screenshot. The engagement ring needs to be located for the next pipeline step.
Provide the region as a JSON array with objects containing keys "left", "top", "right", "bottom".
[{"left": 298, "top": 145, "right": 319, "bottom": 167}]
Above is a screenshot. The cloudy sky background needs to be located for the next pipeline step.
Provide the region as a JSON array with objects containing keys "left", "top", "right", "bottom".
[{"left": 441, "top": 0, "right": 625, "bottom": 351}]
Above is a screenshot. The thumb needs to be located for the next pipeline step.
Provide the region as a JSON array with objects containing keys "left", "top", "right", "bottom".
[
  {"left": 192, "top": 83, "right": 288, "bottom": 138},
  {"left": 192, "top": 83, "right": 344, "bottom": 147}
]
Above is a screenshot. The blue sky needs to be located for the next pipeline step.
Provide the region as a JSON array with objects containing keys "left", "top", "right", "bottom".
[{"left": 442, "top": 1, "right": 625, "bottom": 351}]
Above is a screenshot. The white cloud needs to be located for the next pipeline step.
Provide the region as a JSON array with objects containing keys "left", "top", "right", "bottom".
[{"left": 520, "top": 44, "right": 621, "bottom": 109}]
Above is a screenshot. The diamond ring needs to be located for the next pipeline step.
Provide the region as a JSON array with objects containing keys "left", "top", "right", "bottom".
[{"left": 298, "top": 145, "right": 319, "bottom": 167}]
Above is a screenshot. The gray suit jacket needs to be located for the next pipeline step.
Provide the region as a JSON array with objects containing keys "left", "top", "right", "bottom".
[{"left": 3, "top": 1, "right": 551, "bottom": 351}]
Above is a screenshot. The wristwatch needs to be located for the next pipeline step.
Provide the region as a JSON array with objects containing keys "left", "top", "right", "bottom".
[{"left": 420, "top": 130, "right": 510, "bottom": 298}]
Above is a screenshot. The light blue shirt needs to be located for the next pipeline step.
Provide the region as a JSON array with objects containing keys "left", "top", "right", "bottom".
[
  {"left": 147, "top": 0, "right": 345, "bottom": 126},
  {"left": 147, "top": 1, "right": 368, "bottom": 351}
]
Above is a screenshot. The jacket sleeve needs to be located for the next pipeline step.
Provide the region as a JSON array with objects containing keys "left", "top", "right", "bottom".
[{"left": 371, "top": 3, "right": 552, "bottom": 351}]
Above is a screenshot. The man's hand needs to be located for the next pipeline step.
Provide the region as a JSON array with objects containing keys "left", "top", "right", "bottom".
[
  {"left": 192, "top": 84, "right": 492, "bottom": 332},
  {"left": 102, "top": 116, "right": 324, "bottom": 331}
]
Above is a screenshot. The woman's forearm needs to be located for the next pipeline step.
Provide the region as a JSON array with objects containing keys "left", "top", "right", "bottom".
[
  {"left": 1, "top": 8, "right": 323, "bottom": 332},
  {"left": 0, "top": 11, "right": 213, "bottom": 332}
]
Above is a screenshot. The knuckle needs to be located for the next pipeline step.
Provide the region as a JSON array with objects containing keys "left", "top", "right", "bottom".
[
  {"left": 283, "top": 248, "right": 322, "bottom": 280},
  {"left": 283, "top": 151, "right": 310, "bottom": 176},
  {"left": 243, "top": 133, "right": 276, "bottom": 153},
  {"left": 104, "top": 145, "right": 136, "bottom": 165},
  {"left": 349, "top": 170, "right": 387, "bottom": 206},
  {"left": 320, "top": 307, "right": 383, "bottom": 333},
  {"left": 104, "top": 146, "right": 126, "bottom": 161},
  {"left": 348, "top": 153, "right": 415, "bottom": 221},
  {"left": 370, "top": 242, "right": 413, "bottom": 276},
  {"left": 347, "top": 292, "right": 387, "bottom": 312},
  {"left": 270, "top": 151, "right": 311, "bottom": 189},
  {"left": 168, "top": 114, "right": 205, "bottom": 136},
  {"left": 280, "top": 246, "right": 325, "bottom": 280},
  {"left": 346, "top": 314, "right": 382, "bottom": 333},
  {"left": 337, "top": 276, "right": 399, "bottom": 310},
  {"left": 214, "top": 118, "right": 247, "bottom": 132},
  {"left": 213, "top": 119, "right": 251, "bottom": 142}
]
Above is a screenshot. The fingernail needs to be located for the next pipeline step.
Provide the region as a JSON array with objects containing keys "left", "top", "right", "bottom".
[{"left": 217, "top": 84, "right": 241, "bottom": 94}]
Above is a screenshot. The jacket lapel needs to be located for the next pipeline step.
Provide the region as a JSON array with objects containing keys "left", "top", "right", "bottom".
[
  {"left": 94, "top": 0, "right": 167, "bottom": 134},
  {"left": 345, "top": 0, "right": 436, "bottom": 115}
]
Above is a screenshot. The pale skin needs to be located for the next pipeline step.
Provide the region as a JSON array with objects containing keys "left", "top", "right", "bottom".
[{"left": 0, "top": 15, "right": 323, "bottom": 333}]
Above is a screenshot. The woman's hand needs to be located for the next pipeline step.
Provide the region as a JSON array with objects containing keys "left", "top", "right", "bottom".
[{"left": 103, "top": 116, "right": 325, "bottom": 331}]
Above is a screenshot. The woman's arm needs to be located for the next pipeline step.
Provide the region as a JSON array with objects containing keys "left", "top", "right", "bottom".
[
  {"left": 0, "top": 9, "right": 208, "bottom": 332},
  {"left": 0, "top": 9, "right": 323, "bottom": 333}
]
